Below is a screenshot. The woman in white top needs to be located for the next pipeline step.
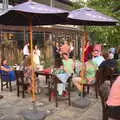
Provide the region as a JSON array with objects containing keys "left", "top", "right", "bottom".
[{"left": 33, "top": 45, "right": 40, "bottom": 66}]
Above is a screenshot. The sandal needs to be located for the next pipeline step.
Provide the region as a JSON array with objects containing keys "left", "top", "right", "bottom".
[{"left": 0, "top": 95, "right": 3, "bottom": 99}]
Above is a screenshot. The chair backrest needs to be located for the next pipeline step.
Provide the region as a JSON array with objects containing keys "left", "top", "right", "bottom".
[
  {"left": 0, "top": 70, "right": 10, "bottom": 81},
  {"left": 15, "top": 70, "right": 24, "bottom": 83},
  {"left": 95, "top": 69, "right": 104, "bottom": 88},
  {"left": 99, "top": 82, "right": 110, "bottom": 110}
]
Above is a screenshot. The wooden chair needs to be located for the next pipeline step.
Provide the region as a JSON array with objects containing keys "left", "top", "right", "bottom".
[
  {"left": 0, "top": 70, "right": 12, "bottom": 91},
  {"left": 48, "top": 74, "right": 73, "bottom": 107},
  {"left": 99, "top": 82, "right": 120, "bottom": 120},
  {"left": 15, "top": 70, "right": 28, "bottom": 98},
  {"left": 100, "top": 67, "right": 118, "bottom": 86}
]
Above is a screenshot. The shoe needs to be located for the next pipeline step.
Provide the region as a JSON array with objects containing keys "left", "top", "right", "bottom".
[
  {"left": 78, "top": 92, "right": 82, "bottom": 96},
  {"left": 63, "top": 91, "right": 68, "bottom": 97},
  {"left": 0, "top": 95, "right": 3, "bottom": 99},
  {"left": 50, "top": 92, "right": 55, "bottom": 98}
]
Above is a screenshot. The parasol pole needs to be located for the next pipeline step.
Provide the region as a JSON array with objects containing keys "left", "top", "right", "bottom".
[
  {"left": 29, "top": 15, "right": 36, "bottom": 102},
  {"left": 22, "top": 15, "right": 47, "bottom": 120},
  {"left": 81, "top": 26, "right": 87, "bottom": 96},
  {"left": 72, "top": 26, "right": 90, "bottom": 108}
]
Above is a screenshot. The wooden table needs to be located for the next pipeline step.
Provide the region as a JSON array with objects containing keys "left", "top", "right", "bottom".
[{"left": 35, "top": 71, "right": 52, "bottom": 84}]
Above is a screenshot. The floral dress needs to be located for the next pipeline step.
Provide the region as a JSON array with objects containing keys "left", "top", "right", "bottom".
[{"left": 24, "top": 67, "right": 32, "bottom": 84}]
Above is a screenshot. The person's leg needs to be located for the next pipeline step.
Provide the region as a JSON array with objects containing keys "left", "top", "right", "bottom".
[{"left": 72, "top": 77, "right": 82, "bottom": 92}]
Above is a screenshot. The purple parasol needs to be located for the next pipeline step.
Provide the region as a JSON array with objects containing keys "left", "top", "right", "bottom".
[
  {"left": 66, "top": 7, "right": 118, "bottom": 26},
  {"left": 0, "top": 1, "right": 68, "bottom": 26}
]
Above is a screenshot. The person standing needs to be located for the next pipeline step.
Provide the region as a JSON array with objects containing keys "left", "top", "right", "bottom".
[
  {"left": 23, "top": 42, "right": 30, "bottom": 59},
  {"left": 84, "top": 40, "right": 93, "bottom": 62},
  {"left": 33, "top": 45, "right": 40, "bottom": 66},
  {"left": 69, "top": 42, "right": 74, "bottom": 58},
  {"left": 53, "top": 42, "right": 60, "bottom": 60}
]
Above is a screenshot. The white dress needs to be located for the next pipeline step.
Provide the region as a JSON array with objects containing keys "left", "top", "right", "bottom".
[{"left": 33, "top": 49, "right": 40, "bottom": 65}]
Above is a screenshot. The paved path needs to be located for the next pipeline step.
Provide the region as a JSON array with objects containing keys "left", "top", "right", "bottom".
[{"left": 0, "top": 85, "right": 103, "bottom": 120}]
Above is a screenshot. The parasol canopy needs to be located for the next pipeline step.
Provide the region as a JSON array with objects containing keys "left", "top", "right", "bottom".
[
  {"left": 0, "top": 0, "right": 68, "bottom": 26},
  {"left": 66, "top": 7, "right": 118, "bottom": 26}
]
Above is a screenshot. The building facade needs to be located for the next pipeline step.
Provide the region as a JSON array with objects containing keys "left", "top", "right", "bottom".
[{"left": 0, "top": 0, "right": 81, "bottom": 65}]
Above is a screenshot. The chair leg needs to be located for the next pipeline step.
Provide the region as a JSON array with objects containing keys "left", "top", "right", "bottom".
[
  {"left": 87, "top": 85, "right": 89, "bottom": 94},
  {"left": 17, "top": 82, "right": 20, "bottom": 97},
  {"left": 9, "top": 81, "right": 12, "bottom": 92},
  {"left": 95, "top": 84, "right": 98, "bottom": 98},
  {"left": 22, "top": 85, "right": 25, "bottom": 98},
  {"left": 48, "top": 81, "right": 51, "bottom": 101},
  {"left": 6, "top": 81, "right": 9, "bottom": 88},
  {"left": 83, "top": 85, "right": 85, "bottom": 97},
  {"left": 1, "top": 80, "right": 3, "bottom": 91},
  {"left": 46, "top": 76, "right": 48, "bottom": 85},
  {"left": 55, "top": 83, "right": 58, "bottom": 107},
  {"left": 68, "top": 84, "right": 71, "bottom": 106},
  {"left": 103, "top": 113, "right": 108, "bottom": 120}
]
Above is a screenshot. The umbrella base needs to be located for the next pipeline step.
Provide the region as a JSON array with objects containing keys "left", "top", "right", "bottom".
[
  {"left": 72, "top": 97, "right": 90, "bottom": 108},
  {"left": 22, "top": 110, "right": 47, "bottom": 120}
]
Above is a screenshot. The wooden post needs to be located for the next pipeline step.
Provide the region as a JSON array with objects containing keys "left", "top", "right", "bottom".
[
  {"left": 80, "top": 26, "right": 88, "bottom": 95},
  {"left": 29, "top": 17, "right": 36, "bottom": 102}
]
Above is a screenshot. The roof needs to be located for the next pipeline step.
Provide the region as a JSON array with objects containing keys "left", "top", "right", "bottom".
[
  {"left": 9, "top": 0, "right": 73, "bottom": 10},
  {"left": 9, "top": 0, "right": 72, "bottom": 5},
  {"left": 55, "top": 0, "right": 73, "bottom": 6}
]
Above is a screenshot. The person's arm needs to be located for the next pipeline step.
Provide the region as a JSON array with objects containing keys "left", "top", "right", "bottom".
[
  {"left": 1, "top": 66, "right": 12, "bottom": 72},
  {"left": 72, "top": 60, "right": 75, "bottom": 70},
  {"left": 84, "top": 42, "right": 89, "bottom": 52}
]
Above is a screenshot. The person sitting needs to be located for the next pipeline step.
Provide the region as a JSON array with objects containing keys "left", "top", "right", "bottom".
[
  {"left": 62, "top": 53, "right": 74, "bottom": 74},
  {"left": 23, "top": 56, "right": 33, "bottom": 93},
  {"left": 72, "top": 54, "right": 97, "bottom": 95},
  {"left": 106, "top": 76, "right": 120, "bottom": 117},
  {"left": 99, "top": 53, "right": 117, "bottom": 72},
  {"left": 0, "top": 66, "right": 4, "bottom": 99},
  {"left": 53, "top": 58, "right": 70, "bottom": 96},
  {"left": 1, "top": 58, "right": 16, "bottom": 81},
  {"left": 23, "top": 41, "right": 30, "bottom": 59},
  {"left": 92, "top": 50, "right": 105, "bottom": 67},
  {"left": 74, "top": 58, "right": 82, "bottom": 77}
]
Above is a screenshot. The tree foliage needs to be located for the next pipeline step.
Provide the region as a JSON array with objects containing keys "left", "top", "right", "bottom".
[{"left": 73, "top": 0, "right": 120, "bottom": 47}]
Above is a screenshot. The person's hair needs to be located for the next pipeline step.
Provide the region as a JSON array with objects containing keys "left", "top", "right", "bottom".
[
  {"left": 1, "top": 58, "right": 6, "bottom": 66},
  {"left": 103, "top": 53, "right": 109, "bottom": 60},
  {"left": 62, "top": 53, "right": 68, "bottom": 56},
  {"left": 25, "top": 41, "right": 29, "bottom": 45},
  {"left": 34, "top": 44, "right": 38, "bottom": 48},
  {"left": 54, "top": 58, "right": 63, "bottom": 68}
]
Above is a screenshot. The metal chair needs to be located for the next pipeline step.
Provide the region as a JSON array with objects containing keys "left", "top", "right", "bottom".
[{"left": 0, "top": 70, "right": 12, "bottom": 91}]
